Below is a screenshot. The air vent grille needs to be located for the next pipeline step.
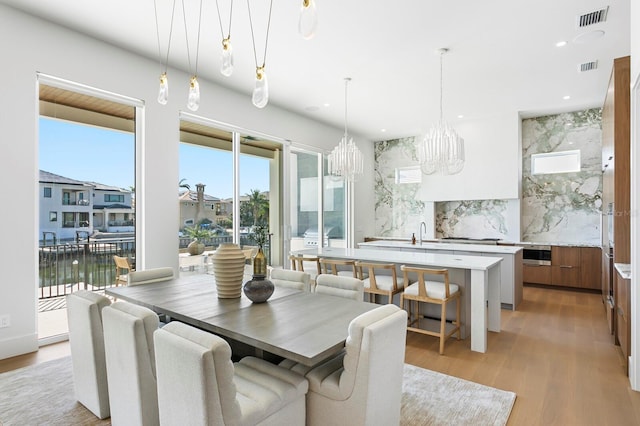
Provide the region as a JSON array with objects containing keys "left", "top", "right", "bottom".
[
  {"left": 579, "top": 61, "right": 598, "bottom": 72},
  {"left": 577, "top": 6, "right": 609, "bottom": 27}
]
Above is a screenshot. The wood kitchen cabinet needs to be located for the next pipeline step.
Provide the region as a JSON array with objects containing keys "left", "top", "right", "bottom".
[
  {"left": 615, "top": 269, "right": 631, "bottom": 373},
  {"left": 551, "top": 246, "right": 581, "bottom": 288},
  {"left": 580, "top": 247, "right": 602, "bottom": 290},
  {"left": 523, "top": 264, "right": 551, "bottom": 285}
]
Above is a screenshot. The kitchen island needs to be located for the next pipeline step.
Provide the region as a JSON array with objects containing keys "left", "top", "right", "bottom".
[
  {"left": 358, "top": 240, "right": 523, "bottom": 310},
  {"left": 292, "top": 247, "right": 502, "bottom": 353}
]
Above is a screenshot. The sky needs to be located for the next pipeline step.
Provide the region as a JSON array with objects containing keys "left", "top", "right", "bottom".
[{"left": 39, "top": 117, "right": 270, "bottom": 199}]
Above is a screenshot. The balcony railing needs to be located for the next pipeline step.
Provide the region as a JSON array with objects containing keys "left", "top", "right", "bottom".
[{"left": 38, "top": 240, "right": 134, "bottom": 299}]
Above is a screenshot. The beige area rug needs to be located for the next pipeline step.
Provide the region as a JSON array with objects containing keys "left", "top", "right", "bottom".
[{"left": 0, "top": 357, "right": 515, "bottom": 425}]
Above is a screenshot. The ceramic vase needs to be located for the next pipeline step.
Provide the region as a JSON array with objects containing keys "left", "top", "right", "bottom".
[
  {"left": 211, "top": 243, "right": 245, "bottom": 298},
  {"left": 243, "top": 275, "right": 274, "bottom": 303},
  {"left": 252, "top": 246, "right": 267, "bottom": 276}
]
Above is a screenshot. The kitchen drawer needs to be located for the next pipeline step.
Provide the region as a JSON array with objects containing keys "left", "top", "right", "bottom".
[
  {"left": 551, "top": 265, "right": 581, "bottom": 288},
  {"left": 523, "top": 264, "right": 551, "bottom": 285}
]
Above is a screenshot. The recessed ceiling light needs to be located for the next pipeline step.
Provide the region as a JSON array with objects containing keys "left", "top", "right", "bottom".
[
  {"left": 323, "top": 102, "right": 330, "bottom": 107},
  {"left": 563, "top": 95, "right": 571, "bottom": 100},
  {"left": 381, "top": 129, "right": 386, "bottom": 132},
  {"left": 556, "top": 41, "right": 568, "bottom": 47},
  {"left": 457, "top": 115, "right": 464, "bottom": 119}
]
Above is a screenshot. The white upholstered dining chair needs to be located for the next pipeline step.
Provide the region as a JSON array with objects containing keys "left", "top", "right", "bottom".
[
  {"left": 102, "top": 301, "right": 160, "bottom": 425},
  {"left": 269, "top": 268, "right": 311, "bottom": 292},
  {"left": 66, "top": 290, "right": 112, "bottom": 419},
  {"left": 279, "top": 304, "right": 407, "bottom": 426},
  {"left": 127, "top": 266, "right": 174, "bottom": 285},
  {"left": 154, "top": 321, "right": 309, "bottom": 426},
  {"left": 314, "top": 274, "right": 364, "bottom": 301}
]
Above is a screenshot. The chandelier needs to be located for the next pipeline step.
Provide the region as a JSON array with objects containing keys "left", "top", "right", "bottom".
[
  {"left": 417, "top": 48, "right": 465, "bottom": 175},
  {"left": 328, "top": 78, "right": 364, "bottom": 182}
]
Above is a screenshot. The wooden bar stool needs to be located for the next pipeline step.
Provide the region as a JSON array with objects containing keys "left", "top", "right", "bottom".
[
  {"left": 289, "top": 254, "right": 321, "bottom": 284},
  {"left": 319, "top": 258, "right": 358, "bottom": 278},
  {"left": 355, "top": 261, "right": 402, "bottom": 304},
  {"left": 399, "top": 265, "right": 461, "bottom": 355}
]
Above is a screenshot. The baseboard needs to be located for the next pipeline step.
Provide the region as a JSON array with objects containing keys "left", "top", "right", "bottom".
[
  {"left": 39, "top": 333, "right": 69, "bottom": 347},
  {"left": 0, "top": 332, "right": 38, "bottom": 360}
]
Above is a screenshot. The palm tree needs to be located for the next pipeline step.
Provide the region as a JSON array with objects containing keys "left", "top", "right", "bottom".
[
  {"left": 179, "top": 178, "right": 190, "bottom": 191},
  {"left": 245, "top": 189, "right": 268, "bottom": 226}
]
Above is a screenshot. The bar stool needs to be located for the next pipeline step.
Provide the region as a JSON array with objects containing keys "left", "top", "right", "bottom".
[
  {"left": 355, "top": 261, "right": 403, "bottom": 304},
  {"left": 399, "top": 265, "right": 461, "bottom": 355},
  {"left": 290, "top": 254, "right": 321, "bottom": 284},
  {"left": 319, "top": 258, "right": 358, "bottom": 278}
]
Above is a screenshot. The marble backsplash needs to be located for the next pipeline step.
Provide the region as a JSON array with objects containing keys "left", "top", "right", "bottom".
[
  {"left": 521, "top": 109, "right": 602, "bottom": 244},
  {"left": 435, "top": 200, "right": 515, "bottom": 239}
]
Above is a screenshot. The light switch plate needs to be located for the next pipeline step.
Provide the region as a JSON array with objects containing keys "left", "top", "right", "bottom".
[{"left": 0, "top": 314, "right": 10, "bottom": 328}]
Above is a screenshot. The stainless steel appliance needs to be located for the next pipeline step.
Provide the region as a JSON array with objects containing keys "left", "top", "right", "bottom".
[
  {"left": 303, "top": 226, "right": 341, "bottom": 247},
  {"left": 522, "top": 244, "right": 552, "bottom": 265}
]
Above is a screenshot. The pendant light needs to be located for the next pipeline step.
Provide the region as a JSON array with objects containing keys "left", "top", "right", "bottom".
[
  {"left": 417, "top": 48, "right": 465, "bottom": 175},
  {"left": 328, "top": 78, "right": 364, "bottom": 182},
  {"left": 216, "top": 0, "right": 234, "bottom": 77},
  {"left": 247, "top": 0, "right": 273, "bottom": 108},
  {"left": 298, "top": 0, "right": 318, "bottom": 39},
  {"left": 154, "top": 0, "right": 176, "bottom": 105},
  {"left": 183, "top": 0, "right": 203, "bottom": 111}
]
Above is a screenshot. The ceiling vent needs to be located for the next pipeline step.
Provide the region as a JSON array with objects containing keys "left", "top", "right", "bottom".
[
  {"left": 579, "top": 61, "right": 598, "bottom": 72},
  {"left": 577, "top": 6, "right": 609, "bottom": 27}
]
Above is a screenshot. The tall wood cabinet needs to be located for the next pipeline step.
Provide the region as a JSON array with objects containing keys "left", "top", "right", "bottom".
[{"left": 601, "top": 56, "right": 631, "bottom": 357}]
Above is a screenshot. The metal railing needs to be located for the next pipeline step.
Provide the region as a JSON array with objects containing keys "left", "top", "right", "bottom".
[{"left": 38, "top": 240, "right": 134, "bottom": 299}]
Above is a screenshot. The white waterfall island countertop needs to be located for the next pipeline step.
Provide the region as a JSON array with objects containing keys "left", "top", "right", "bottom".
[
  {"left": 358, "top": 240, "right": 522, "bottom": 254},
  {"left": 292, "top": 247, "right": 502, "bottom": 353}
]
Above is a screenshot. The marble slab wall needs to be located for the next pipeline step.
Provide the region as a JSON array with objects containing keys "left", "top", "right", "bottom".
[
  {"left": 521, "top": 109, "right": 602, "bottom": 244},
  {"left": 374, "top": 137, "right": 516, "bottom": 239}
]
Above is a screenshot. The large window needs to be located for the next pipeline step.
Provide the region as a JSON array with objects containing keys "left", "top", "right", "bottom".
[{"left": 104, "top": 194, "right": 125, "bottom": 203}]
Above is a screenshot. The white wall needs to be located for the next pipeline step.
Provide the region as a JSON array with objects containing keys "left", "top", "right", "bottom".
[
  {"left": 0, "top": 5, "right": 374, "bottom": 359},
  {"left": 417, "top": 112, "right": 520, "bottom": 201},
  {"left": 629, "top": 0, "right": 640, "bottom": 391}
]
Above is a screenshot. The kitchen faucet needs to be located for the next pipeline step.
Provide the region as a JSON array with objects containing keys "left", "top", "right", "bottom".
[{"left": 418, "top": 221, "right": 427, "bottom": 245}]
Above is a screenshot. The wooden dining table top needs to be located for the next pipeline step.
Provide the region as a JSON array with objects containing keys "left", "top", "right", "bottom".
[{"left": 106, "top": 274, "right": 379, "bottom": 366}]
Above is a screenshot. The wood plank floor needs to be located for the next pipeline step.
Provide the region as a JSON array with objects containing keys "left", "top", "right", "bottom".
[{"left": 2, "top": 285, "right": 640, "bottom": 424}]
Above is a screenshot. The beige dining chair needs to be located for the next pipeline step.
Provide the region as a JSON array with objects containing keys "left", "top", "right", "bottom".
[
  {"left": 127, "top": 267, "right": 174, "bottom": 285},
  {"left": 270, "top": 268, "right": 312, "bottom": 292},
  {"left": 279, "top": 304, "right": 407, "bottom": 426},
  {"left": 400, "top": 265, "right": 461, "bottom": 355},
  {"left": 355, "top": 261, "right": 404, "bottom": 304},
  {"left": 314, "top": 274, "right": 364, "bottom": 301},
  {"left": 154, "top": 321, "right": 308, "bottom": 425},
  {"left": 66, "top": 290, "right": 111, "bottom": 419},
  {"left": 102, "top": 301, "right": 160, "bottom": 425}
]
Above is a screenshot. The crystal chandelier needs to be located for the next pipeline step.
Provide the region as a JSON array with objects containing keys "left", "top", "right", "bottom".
[
  {"left": 417, "top": 48, "right": 465, "bottom": 175},
  {"left": 215, "top": 0, "right": 234, "bottom": 77},
  {"left": 248, "top": 0, "right": 274, "bottom": 108},
  {"left": 154, "top": 0, "right": 176, "bottom": 105},
  {"left": 328, "top": 78, "right": 364, "bottom": 182}
]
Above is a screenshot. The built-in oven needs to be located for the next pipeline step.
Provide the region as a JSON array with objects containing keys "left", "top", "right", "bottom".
[{"left": 522, "top": 244, "right": 552, "bottom": 265}]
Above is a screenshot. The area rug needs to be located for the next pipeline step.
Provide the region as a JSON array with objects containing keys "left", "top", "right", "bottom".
[{"left": 0, "top": 357, "right": 515, "bottom": 425}]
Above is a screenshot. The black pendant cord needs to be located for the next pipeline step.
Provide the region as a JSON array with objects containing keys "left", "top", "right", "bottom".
[
  {"left": 247, "top": 0, "right": 274, "bottom": 70},
  {"left": 154, "top": 0, "right": 176, "bottom": 74},
  {"left": 216, "top": 0, "right": 234, "bottom": 40},
  {"left": 182, "top": 0, "right": 203, "bottom": 76}
]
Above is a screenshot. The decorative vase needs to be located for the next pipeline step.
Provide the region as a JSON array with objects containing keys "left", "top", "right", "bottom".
[
  {"left": 243, "top": 274, "right": 274, "bottom": 303},
  {"left": 253, "top": 246, "right": 267, "bottom": 276},
  {"left": 187, "top": 238, "right": 205, "bottom": 255},
  {"left": 211, "top": 243, "right": 245, "bottom": 298}
]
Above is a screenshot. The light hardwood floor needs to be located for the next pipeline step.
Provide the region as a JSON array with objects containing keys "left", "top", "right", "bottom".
[{"left": 2, "top": 285, "right": 640, "bottom": 424}]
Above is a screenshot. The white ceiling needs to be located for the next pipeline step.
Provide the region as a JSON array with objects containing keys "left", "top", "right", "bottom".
[{"left": 0, "top": 0, "right": 631, "bottom": 141}]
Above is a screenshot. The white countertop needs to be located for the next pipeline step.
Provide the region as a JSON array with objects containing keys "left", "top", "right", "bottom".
[
  {"left": 614, "top": 263, "right": 631, "bottom": 280},
  {"left": 294, "top": 247, "right": 502, "bottom": 271},
  {"left": 358, "top": 240, "right": 522, "bottom": 254}
]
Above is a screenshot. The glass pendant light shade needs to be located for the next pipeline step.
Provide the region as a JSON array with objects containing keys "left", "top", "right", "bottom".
[
  {"left": 187, "top": 75, "right": 200, "bottom": 111},
  {"left": 298, "top": 0, "right": 318, "bottom": 40},
  {"left": 221, "top": 37, "right": 234, "bottom": 77},
  {"left": 252, "top": 67, "right": 269, "bottom": 108},
  {"left": 328, "top": 134, "right": 364, "bottom": 182},
  {"left": 417, "top": 122, "right": 465, "bottom": 175},
  {"left": 157, "top": 72, "right": 169, "bottom": 105}
]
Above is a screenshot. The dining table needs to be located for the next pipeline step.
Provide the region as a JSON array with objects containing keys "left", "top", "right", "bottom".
[{"left": 106, "top": 274, "right": 379, "bottom": 366}]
